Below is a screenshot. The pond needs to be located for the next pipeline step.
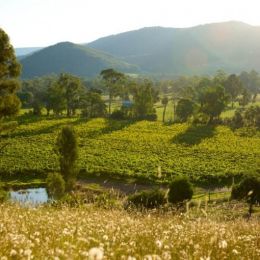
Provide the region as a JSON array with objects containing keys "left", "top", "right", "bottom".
[{"left": 10, "top": 188, "right": 48, "bottom": 205}]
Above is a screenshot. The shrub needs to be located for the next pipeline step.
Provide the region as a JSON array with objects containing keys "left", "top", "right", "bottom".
[
  {"left": 46, "top": 172, "right": 65, "bottom": 199},
  {"left": 127, "top": 189, "right": 166, "bottom": 209},
  {"left": 0, "top": 188, "right": 8, "bottom": 203},
  {"left": 55, "top": 126, "right": 78, "bottom": 191},
  {"left": 110, "top": 109, "right": 126, "bottom": 120},
  {"left": 231, "top": 175, "right": 260, "bottom": 204},
  {"left": 137, "top": 113, "right": 157, "bottom": 121},
  {"left": 232, "top": 110, "right": 244, "bottom": 129},
  {"left": 168, "top": 176, "right": 193, "bottom": 204}
]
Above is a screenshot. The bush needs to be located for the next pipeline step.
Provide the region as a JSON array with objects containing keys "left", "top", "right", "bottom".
[
  {"left": 127, "top": 189, "right": 166, "bottom": 209},
  {"left": 231, "top": 175, "right": 260, "bottom": 204},
  {"left": 232, "top": 110, "right": 244, "bottom": 129},
  {"left": 138, "top": 113, "right": 157, "bottom": 121},
  {"left": 46, "top": 172, "right": 65, "bottom": 199},
  {"left": 0, "top": 188, "right": 8, "bottom": 203},
  {"left": 168, "top": 176, "right": 193, "bottom": 204},
  {"left": 110, "top": 109, "right": 126, "bottom": 120}
]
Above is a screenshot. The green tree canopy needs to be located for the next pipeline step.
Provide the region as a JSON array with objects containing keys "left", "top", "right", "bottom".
[
  {"left": 0, "top": 28, "right": 21, "bottom": 119},
  {"left": 100, "top": 68, "right": 125, "bottom": 115},
  {"left": 176, "top": 98, "right": 194, "bottom": 122}
]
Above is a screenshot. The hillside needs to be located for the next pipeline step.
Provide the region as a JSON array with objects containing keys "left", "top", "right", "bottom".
[
  {"left": 88, "top": 21, "right": 260, "bottom": 75},
  {"left": 1, "top": 117, "right": 259, "bottom": 183},
  {"left": 20, "top": 42, "right": 138, "bottom": 78}
]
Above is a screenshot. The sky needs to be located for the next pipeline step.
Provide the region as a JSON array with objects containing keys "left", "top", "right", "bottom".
[{"left": 1, "top": 0, "right": 260, "bottom": 47}]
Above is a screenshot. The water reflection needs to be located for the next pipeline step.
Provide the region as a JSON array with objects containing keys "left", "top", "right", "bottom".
[{"left": 10, "top": 188, "right": 48, "bottom": 205}]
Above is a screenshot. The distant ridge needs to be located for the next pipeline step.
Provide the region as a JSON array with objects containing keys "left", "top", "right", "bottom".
[
  {"left": 18, "top": 21, "right": 260, "bottom": 78},
  {"left": 20, "top": 42, "right": 138, "bottom": 78},
  {"left": 87, "top": 21, "right": 260, "bottom": 75}
]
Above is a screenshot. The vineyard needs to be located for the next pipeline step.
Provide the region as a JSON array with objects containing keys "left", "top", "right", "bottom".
[{"left": 1, "top": 116, "right": 260, "bottom": 185}]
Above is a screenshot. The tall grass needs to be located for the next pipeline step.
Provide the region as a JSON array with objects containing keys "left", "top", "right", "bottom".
[{"left": 0, "top": 203, "right": 259, "bottom": 259}]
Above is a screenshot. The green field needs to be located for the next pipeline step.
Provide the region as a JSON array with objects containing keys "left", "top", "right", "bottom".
[{"left": 1, "top": 115, "right": 259, "bottom": 185}]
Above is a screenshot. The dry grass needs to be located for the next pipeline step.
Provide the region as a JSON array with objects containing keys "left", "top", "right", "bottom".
[{"left": 0, "top": 203, "right": 259, "bottom": 259}]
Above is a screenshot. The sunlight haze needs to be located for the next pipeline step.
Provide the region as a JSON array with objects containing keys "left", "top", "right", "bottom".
[{"left": 0, "top": 0, "right": 260, "bottom": 47}]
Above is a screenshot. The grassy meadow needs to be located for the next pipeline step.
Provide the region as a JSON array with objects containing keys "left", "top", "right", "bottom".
[{"left": 0, "top": 202, "right": 259, "bottom": 259}]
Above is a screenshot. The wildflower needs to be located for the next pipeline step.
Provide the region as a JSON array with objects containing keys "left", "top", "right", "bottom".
[
  {"left": 218, "top": 240, "right": 227, "bottom": 249},
  {"left": 232, "top": 249, "right": 239, "bottom": 255},
  {"left": 155, "top": 239, "right": 163, "bottom": 249},
  {"left": 103, "top": 235, "right": 108, "bottom": 241},
  {"left": 88, "top": 247, "right": 104, "bottom": 260},
  {"left": 127, "top": 256, "right": 136, "bottom": 260},
  {"left": 10, "top": 249, "right": 17, "bottom": 257},
  {"left": 144, "top": 255, "right": 162, "bottom": 260}
]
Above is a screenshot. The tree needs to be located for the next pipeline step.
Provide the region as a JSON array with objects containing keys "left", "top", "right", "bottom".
[
  {"left": 100, "top": 69, "right": 125, "bottom": 115},
  {"left": 0, "top": 28, "right": 21, "bottom": 119},
  {"left": 0, "top": 28, "right": 21, "bottom": 152},
  {"left": 231, "top": 175, "right": 260, "bottom": 218},
  {"left": 55, "top": 126, "right": 78, "bottom": 191},
  {"left": 224, "top": 74, "right": 243, "bottom": 108},
  {"left": 238, "top": 88, "right": 251, "bottom": 107},
  {"left": 175, "top": 99, "right": 194, "bottom": 122},
  {"left": 56, "top": 73, "right": 85, "bottom": 116},
  {"left": 132, "top": 80, "right": 158, "bottom": 119},
  {"left": 240, "top": 70, "right": 260, "bottom": 102},
  {"left": 168, "top": 176, "right": 193, "bottom": 205},
  {"left": 47, "top": 81, "right": 66, "bottom": 115},
  {"left": 80, "top": 89, "right": 107, "bottom": 118},
  {"left": 161, "top": 96, "right": 168, "bottom": 122},
  {"left": 199, "top": 85, "right": 227, "bottom": 123},
  {"left": 46, "top": 172, "right": 65, "bottom": 199},
  {"left": 244, "top": 105, "right": 260, "bottom": 127}
]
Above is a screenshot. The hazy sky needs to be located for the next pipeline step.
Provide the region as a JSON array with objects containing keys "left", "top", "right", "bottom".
[{"left": 1, "top": 0, "right": 260, "bottom": 47}]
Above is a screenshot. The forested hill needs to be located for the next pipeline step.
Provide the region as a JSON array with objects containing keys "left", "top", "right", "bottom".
[
  {"left": 20, "top": 42, "right": 138, "bottom": 78},
  {"left": 88, "top": 21, "right": 260, "bottom": 75}
]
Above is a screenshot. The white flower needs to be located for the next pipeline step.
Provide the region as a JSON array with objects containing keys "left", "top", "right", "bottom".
[
  {"left": 155, "top": 239, "right": 163, "bottom": 249},
  {"left": 88, "top": 247, "right": 104, "bottom": 260},
  {"left": 10, "top": 249, "right": 17, "bottom": 257},
  {"left": 200, "top": 257, "right": 210, "bottom": 260},
  {"left": 144, "top": 255, "right": 162, "bottom": 260},
  {"left": 232, "top": 249, "right": 239, "bottom": 255},
  {"left": 102, "top": 235, "right": 108, "bottom": 241},
  {"left": 218, "top": 240, "right": 227, "bottom": 249}
]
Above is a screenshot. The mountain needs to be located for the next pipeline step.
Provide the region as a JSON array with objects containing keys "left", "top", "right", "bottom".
[
  {"left": 15, "top": 47, "right": 42, "bottom": 57},
  {"left": 87, "top": 21, "right": 260, "bottom": 75},
  {"left": 20, "top": 42, "right": 138, "bottom": 78}
]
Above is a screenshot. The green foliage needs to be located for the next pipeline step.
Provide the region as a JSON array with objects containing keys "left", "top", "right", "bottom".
[
  {"left": 1, "top": 118, "right": 259, "bottom": 185},
  {"left": 199, "top": 85, "right": 227, "bottom": 123},
  {"left": 110, "top": 109, "right": 126, "bottom": 120},
  {"left": 231, "top": 106, "right": 260, "bottom": 129},
  {"left": 168, "top": 176, "right": 193, "bottom": 204},
  {"left": 55, "top": 126, "right": 78, "bottom": 191},
  {"left": 80, "top": 90, "right": 107, "bottom": 118},
  {"left": 100, "top": 68, "right": 125, "bottom": 115},
  {"left": 231, "top": 175, "right": 260, "bottom": 204},
  {"left": 46, "top": 172, "right": 65, "bottom": 199},
  {"left": 132, "top": 80, "right": 159, "bottom": 119},
  {"left": 56, "top": 73, "right": 85, "bottom": 116},
  {"left": 231, "top": 110, "right": 244, "bottom": 129},
  {"left": 0, "top": 187, "right": 8, "bottom": 203},
  {"left": 0, "top": 28, "right": 21, "bottom": 119},
  {"left": 176, "top": 99, "right": 194, "bottom": 122},
  {"left": 127, "top": 189, "right": 166, "bottom": 209},
  {"left": 224, "top": 74, "right": 243, "bottom": 107}
]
